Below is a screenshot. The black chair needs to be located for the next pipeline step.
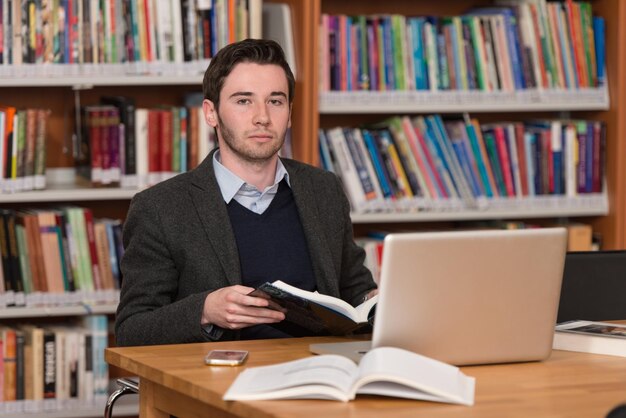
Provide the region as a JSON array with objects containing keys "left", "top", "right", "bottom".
[
  {"left": 104, "top": 377, "right": 139, "bottom": 418},
  {"left": 557, "top": 251, "right": 626, "bottom": 323},
  {"left": 607, "top": 404, "right": 626, "bottom": 418}
]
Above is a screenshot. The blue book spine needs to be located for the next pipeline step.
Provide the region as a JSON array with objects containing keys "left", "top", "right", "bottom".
[
  {"left": 432, "top": 115, "right": 473, "bottom": 198},
  {"left": 550, "top": 123, "right": 564, "bottom": 196},
  {"left": 382, "top": 16, "right": 395, "bottom": 90},
  {"left": 367, "top": 19, "right": 378, "bottom": 91},
  {"left": 345, "top": 16, "right": 352, "bottom": 91},
  {"left": 344, "top": 128, "right": 376, "bottom": 199},
  {"left": 318, "top": 129, "right": 335, "bottom": 173},
  {"left": 465, "top": 123, "right": 493, "bottom": 197},
  {"left": 460, "top": 19, "right": 478, "bottom": 90},
  {"left": 410, "top": 18, "right": 428, "bottom": 90},
  {"left": 209, "top": 5, "right": 217, "bottom": 56},
  {"left": 503, "top": 11, "right": 525, "bottom": 90},
  {"left": 104, "top": 222, "right": 120, "bottom": 284},
  {"left": 436, "top": 32, "right": 449, "bottom": 90},
  {"left": 63, "top": 0, "right": 70, "bottom": 63},
  {"left": 552, "top": 146, "right": 563, "bottom": 196},
  {"left": 425, "top": 116, "right": 459, "bottom": 195},
  {"left": 362, "top": 129, "right": 393, "bottom": 198},
  {"left": 593, "top": 16, "right": 606, "bottom": 86},
  {"left": 376, "top": 21, "right": 387, "bottom": 91},
  {"left": 453, "top": 141, "right": 481, "bottom": 197}
]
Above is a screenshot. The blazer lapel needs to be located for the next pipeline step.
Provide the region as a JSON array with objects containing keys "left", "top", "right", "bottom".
[
  {"left": 286, "top": 162, "right": 339, "bottom": 297},
  {"left": 189, "top": 152, "right": 242, "bottom": 285}
]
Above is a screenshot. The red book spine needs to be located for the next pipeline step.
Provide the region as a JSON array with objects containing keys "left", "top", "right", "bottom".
[
  {"left": 82, "top": 209, "right": 102, "bottom": 290},
  {"left": 493, "top": 126, "right": 515, "bottom": 197}
]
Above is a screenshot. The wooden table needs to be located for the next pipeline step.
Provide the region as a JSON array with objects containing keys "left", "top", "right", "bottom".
[{"left": 106, "top": 336, "right": 626, "bottom": 418}]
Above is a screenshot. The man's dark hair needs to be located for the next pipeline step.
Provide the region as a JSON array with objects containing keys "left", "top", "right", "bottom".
[{"left": 202, "top": 39, "right": 295, "bottom": 109}]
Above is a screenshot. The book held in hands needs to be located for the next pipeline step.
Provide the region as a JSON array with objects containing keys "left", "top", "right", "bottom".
[
  {"left": 553, "top": 320, "right": 626, "bottom": 358},
  {"left": 223, "top": 346, "right": 475, "bottom": 405},
  {"left": 248, "top": 280, "right": 377, "bottom": 335}
]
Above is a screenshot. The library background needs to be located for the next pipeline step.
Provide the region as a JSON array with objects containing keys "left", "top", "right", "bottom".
[{"left": 0, "top": 0, "right": 624, "bottom": 416}]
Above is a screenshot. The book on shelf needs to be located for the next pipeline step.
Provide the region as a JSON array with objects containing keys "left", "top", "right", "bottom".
[
  {"left": 553, "top": 320, "right": 626, "bottom": 357},
  {"left": 262, "top": 2, "right": 296, "bottom": 77},
  {"left": 248, "top": 280, "right": 377, "bottom": 336},
  {"left": 224, "top": 346, "right": 475, "bottom": 405},
  {"left": 318, "top": 1, "right": 604, "bottom": 93},
  {"left": 0, "top": 0, "right": 262, "bottom": 67},
  {"left": 0, "top": 316, "right": 111, "bottom": 411}
]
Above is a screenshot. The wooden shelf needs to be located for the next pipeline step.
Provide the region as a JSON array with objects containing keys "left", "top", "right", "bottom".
[
  {"left": 0, "top": 62, "right": 208, "bottom": 87},
  {"left": 351, "top": 194, "right": 609, "bottom": 224},
  {"left": 0, "top": 391, "right": 138, "bottom": 417},
  {"left": 0, "top": 303, "right": 118, "bottom": 319},
  {"left": 319, "top": 87, "right": 610, "bottom": 114},
  {"left": 0, "top": 186, "right": 137, "bottom": 203}
]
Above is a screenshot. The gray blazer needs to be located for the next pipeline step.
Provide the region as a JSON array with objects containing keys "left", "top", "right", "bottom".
[{"left": 115, "top": 150, "right": 376, "bottom": 346}]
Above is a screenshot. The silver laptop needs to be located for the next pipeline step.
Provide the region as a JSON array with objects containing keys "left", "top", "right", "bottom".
[{"left": 310, "top": 228, "right": 567, "bottom": 365}]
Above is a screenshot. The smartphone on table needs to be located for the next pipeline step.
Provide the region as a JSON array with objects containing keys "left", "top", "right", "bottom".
[{"left": 204, "top": 350, "right": 249, "bottom": 366}]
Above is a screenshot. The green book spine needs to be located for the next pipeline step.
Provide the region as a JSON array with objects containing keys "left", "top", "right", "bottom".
[
  {"left": 391, "top": 15, "right": 406, "bottom": 90},
  {"left": 484, "top": 132, "right": 507, "bottom": 197},
  {"left": 15, "top": 224, "right": 32, "bottom": 294}
]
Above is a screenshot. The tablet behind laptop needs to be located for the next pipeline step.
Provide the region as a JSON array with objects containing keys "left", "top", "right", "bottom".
[{"left": 311, "top": 228, "right": 567, "bottom": 365}]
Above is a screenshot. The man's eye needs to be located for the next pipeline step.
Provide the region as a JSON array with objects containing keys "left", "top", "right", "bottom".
[
  {"left": 269, "top": 99, "right": 284, "bottom": 106},
  {"left": 236, "top": 98, "right": 251, "bottom": 104}
]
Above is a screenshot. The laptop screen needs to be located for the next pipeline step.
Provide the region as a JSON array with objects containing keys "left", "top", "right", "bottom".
[{"left": 372, "top": 228, "right": 567, "bottom": 365}]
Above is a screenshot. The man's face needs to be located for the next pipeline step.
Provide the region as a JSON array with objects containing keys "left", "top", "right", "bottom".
[{"left": 203, "top": 62, "right": 292, "bottom": 165}]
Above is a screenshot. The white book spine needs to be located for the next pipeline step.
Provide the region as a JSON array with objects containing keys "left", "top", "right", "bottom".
[
  {"left": 565, "top": 124, "right": 577, "bottom": 197},
  {"left": 170, "top": 0, "right": 184, "bottom": 63},
  {"left": 326, "top": 127, "right": 367, "bottom": 212},
  {"left": 506, "top": 124, "right": 523, "bottom": 198},
  {"left": 248, "top": 0, "right": 262, "bottom": 39}
]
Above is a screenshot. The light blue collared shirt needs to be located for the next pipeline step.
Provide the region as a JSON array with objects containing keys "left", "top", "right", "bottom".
[{"left": 213, "top": 150, "right": 290, "bottom": 214}]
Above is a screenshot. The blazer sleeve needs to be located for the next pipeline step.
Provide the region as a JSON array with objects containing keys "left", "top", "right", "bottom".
[{"left": 115, "top": 192, "right": 217, "bottom": 346}]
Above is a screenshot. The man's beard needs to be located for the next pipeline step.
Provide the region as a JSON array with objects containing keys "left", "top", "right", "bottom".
[{"left": 218, "top": 114, "right": 286, "bottom": 164}]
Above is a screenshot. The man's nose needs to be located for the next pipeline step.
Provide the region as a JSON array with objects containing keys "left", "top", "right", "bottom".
[{"left": 253, "top": 104, "right": 270, "bottom": 126}]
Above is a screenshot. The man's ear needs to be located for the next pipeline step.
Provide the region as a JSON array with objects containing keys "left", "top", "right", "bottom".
[{"left": 202, "top": 99, "right": 218, "bottom": 128}]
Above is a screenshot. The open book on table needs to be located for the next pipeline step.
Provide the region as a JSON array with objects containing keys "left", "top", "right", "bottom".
[
  {"left": 553, "top": 320, "right": 626, "bottom": 358},
  {"left": 248, "top": 280, "right": 377, "bottom": 335},
  {"left": 223, "top": 346, "right": 475, "bottom": 405}
]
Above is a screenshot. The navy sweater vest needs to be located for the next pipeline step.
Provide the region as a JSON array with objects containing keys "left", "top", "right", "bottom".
[{"left": 227, "top": 180, "right": 316, "bottom": 339}]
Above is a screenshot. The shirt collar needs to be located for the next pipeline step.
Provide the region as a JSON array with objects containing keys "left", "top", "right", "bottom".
[{"left": 212, "top": 149, "right": 291, "bottom": 203}]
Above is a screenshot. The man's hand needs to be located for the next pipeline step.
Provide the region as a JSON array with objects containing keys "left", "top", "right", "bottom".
[
  {"left": 364, "top": 288, "right": 379, "bottom": 302},
  {"left": 201, "top": 285, "right": 285, "bottom": 330}
]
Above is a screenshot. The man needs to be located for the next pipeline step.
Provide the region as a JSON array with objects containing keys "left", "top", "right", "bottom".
[{"left": 115, "top": 39, "right": 377, "bottom": 346}]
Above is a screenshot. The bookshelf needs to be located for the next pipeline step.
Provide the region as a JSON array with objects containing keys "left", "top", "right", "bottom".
[
  {"left": 1, "top": 0, "right": 625, "bottom": 413},
  {"left": 271, "top": 0, "right": 626, "bottom": 250},
  {"left": 0, "top": 2, "right": 267, "bottom": 416}
]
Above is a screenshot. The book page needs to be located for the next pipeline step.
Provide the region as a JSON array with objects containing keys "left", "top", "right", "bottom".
[
  {"left": 271, "top": 280, "right": 364, "bottom": 322},
  {"left": 223, "top": 355, "right": 358, "bottom": 401},
  {"left": 354, "top": 294, "right": 378, "bottom": 321},
  {"left": 354, "top": 347, "right": 475, "bottom": 405}
]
